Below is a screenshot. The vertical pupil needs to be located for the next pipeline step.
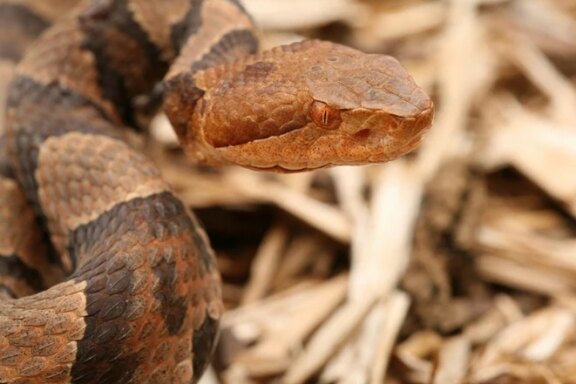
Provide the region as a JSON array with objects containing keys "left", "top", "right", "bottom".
[{"left": 322, "top": 110, "right": 328, "bottom": 126}]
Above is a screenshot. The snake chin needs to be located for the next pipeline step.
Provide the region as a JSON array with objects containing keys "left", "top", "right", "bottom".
[{"left": 245, "top": 163, "right": 327, "bottom": 173}]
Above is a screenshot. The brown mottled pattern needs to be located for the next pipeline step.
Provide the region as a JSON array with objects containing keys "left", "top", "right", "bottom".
[
  {"left": 0, "top": 279, "right": 88, "bottom": 383},
  {"left": 0, "top": 137, "right": 12, "bottom": 178},
  {"left": 1, "top": 0, "right": 243, "bottom": 382},
  {"left": 200, "top": 57, "right": 310, "bottom": 147},
  {"left": 7, "top": 76, "right": 123, "bottom": 230},
  {"left": 66, "top": 192, "right": 221, "bottom": 383},
  {"left": 0, "top": 0, "right": 434, "bottom": 382},
  {"left": 165, "top": 0, "right": 256, "bottom": 82},
  {"left": 128, "top": 0, "right": 197, "bottom": 60},
  {"left": 36, "top": 132, "right": 169, "bottom": 271},
  {"left": 181, "top": 39, "right": 433, "bottom": 171},
  {"left": 164, "top": 27, "right": 259, "bottom": 140},
  {"left": 79, "top": 0, "right": 168, "bottom": 124},
  {"left": 0, "top": 178, "right": 63, "bottom": 293},
  {"left": 0, "top": 254, "right": 43, "bottom": 298},
  {"left": 16, "top": 14, "right": 121, "bottom": 123}
]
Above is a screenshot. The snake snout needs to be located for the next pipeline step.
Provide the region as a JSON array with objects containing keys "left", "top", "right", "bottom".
[
  {"left": 339, "top": 100, "right": 433, "bottom": 163},
  {"left": 395, "top": 104, "right": 434, "bottom": 153}
]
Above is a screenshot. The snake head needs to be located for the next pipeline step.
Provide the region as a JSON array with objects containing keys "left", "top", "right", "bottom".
[{"left": 177, "top": 40, "right": 433, "bottom": 171}]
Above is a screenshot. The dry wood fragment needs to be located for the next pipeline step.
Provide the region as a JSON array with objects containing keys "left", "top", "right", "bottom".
[
  {"left": 481, "top": 100, "right": 576, "bottom": 217},
  {"left": 242, "top": 0, "right": 368, "bottom": 30},
  {"left": 318, "top": 291, "right": 410, "bottom": 384},
  {"left": 416, "top": 0, "right": 492, "bottom": 180},
  {"left": 369, "top": 292, "right": 411, "bottom": 384},
  {"left": 396, "top": 331, "right": 443, "bottom": 383},
  {"left": 241, "top": 224, "right": 289, "bottom": 305},
  {"left": 223, "top": 276, "right": 348, "bottom": 378},
  {"left": 432, "top": 337, "right": 471, "bottom": 384},
  {"left": 227, "top": 171, "right": 352, "bottom": 243},
  {"left": 470, "top": 307, "right": 575, "bottom": 382},
  {"left": 496, "top": 0, "right": 576, "bottom": 56},
  {"left": 498, "top": 33, "right": 576, "bottom": 123},
  {"left": 273, "top": 233, "right": 334, "bottom": 287},
  {"left": 355, "top": 2, "right": 445, "bottom": 47},
  {"left": 282, "top": 295, "right": 376, "bottom": 384}
]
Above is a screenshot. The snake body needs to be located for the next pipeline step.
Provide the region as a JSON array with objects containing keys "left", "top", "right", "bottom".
[{"left": 0, "top": 0, "right": 433, "bottom": 383}]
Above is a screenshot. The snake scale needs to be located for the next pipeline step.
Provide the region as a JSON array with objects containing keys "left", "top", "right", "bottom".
[{"left": 0, "top": 0, "right": 433, "bottom": 383}]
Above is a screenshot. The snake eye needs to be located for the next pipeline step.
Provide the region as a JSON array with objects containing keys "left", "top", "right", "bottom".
[{"left": 310, "top": 101, "right": 341, "bottom": 130}]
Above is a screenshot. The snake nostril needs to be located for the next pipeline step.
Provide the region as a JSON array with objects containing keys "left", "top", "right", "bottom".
[{"left": 355, "top": 129, "right": 371, "bottom": 139}]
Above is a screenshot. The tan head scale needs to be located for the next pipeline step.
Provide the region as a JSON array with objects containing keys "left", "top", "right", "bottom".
[{"left": 171, "top": 40, "right": 434, "bottom": 171}]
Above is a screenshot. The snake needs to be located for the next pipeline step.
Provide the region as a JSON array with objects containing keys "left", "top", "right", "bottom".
[{"left": 0, "top": 0, "right": 433, "bottom": 383}]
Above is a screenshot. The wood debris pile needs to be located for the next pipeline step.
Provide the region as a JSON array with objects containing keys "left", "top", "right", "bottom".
[{"left": 153, "top": 0, "right": 576, "bottom": 382}]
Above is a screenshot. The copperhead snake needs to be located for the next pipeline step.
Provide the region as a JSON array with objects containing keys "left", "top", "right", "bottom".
[{"left": 0, "top": 0, "right": 433, "bottom": 383}]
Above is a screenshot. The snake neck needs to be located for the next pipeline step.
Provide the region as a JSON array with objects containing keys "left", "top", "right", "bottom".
[
  {"left": 162, "top": 0, "right": 259, "bottom": 139},
  {"left": 167, "top": 0, "right": 258, "bottom": 80}
]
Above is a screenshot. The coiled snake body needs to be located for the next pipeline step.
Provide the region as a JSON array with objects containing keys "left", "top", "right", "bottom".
[{"left": 0, "top": 0, "right": 433, "bottom": 383}]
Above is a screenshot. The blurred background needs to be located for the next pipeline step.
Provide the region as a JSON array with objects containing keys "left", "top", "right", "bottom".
[{"left": 170, "top": 1, "right": 576, "bottom": 383}]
